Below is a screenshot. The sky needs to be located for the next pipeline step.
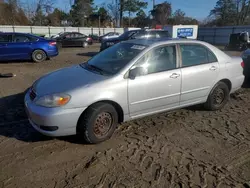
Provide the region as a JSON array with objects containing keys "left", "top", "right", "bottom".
[{"left": 57, "top": 0, "right": 218, "bottom": 21}]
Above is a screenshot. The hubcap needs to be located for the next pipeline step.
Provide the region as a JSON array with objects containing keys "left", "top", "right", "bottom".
[
  {"left": 93, "top": 112, "right": 113, "bottom": 138},
  {"left": 213, "top": 88, "right": 225, "bottom": 106},
  {"left": 36, "top": 53, "right": 43, "bottom": 60}
]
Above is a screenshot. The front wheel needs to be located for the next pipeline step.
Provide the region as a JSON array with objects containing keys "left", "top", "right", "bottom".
[
  {"left": 82, "top": 41, "right": 88, "bottom": 48},
  {"left": 204, "top": 81, "right": 230, "bottom": 111},
  {"left": 32, "top": 50, "right": 47, "bottom": 63},
  {"left": 77, "top": 102, "right": 118, "bottom": 144}
]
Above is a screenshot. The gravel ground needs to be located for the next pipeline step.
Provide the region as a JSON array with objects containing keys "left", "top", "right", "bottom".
[{"left": 0, "top": 44, "right": 250, "bottom": 188}]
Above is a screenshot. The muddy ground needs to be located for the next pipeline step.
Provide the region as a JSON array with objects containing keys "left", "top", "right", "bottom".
[{"left": 0, "top": 44, "right": 250, "bottom": 188}]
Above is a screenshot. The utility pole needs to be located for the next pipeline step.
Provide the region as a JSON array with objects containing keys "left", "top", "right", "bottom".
[
  {"left": 153, "top": 0, "right": 155, "bottom": 8},
  {"left": 98, "top": 15, "right": 101, "bottom": 36}
]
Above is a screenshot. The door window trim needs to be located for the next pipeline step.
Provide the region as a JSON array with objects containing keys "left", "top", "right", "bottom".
[
  {"left": 125, "top": 44, "right": 180, "bottom": 79},
  {"left": 177, "top": 43, "right": 219, "bottom": 68}
]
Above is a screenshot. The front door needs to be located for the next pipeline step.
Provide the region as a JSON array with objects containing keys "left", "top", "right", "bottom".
[
  {"left": 179, "top": 43, "right": 220, "bottom": 106},
  {"left": 128, "top": 44, "right": 182, "bottom": 118}
]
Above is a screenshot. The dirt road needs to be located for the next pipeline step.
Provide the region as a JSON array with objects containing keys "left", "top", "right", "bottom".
[{"left": 0, "top": 45, "right": 250, "bottom": 188}]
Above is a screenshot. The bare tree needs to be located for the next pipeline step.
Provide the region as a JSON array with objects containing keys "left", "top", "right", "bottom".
[{"left": 107, "top": 0, "right": 120, "bottom": 27}]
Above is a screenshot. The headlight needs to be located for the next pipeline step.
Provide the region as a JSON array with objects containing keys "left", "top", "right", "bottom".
[{"left": 35, "top": 93, "right": 71, "bottom": 107}]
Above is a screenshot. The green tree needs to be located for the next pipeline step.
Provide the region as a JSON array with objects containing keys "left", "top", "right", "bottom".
[
  {"left": 133, "top": 9, "right": 149, "bottom": 27},
  {"left": 70, "top": 0, "right": 94, "bottom": 26},
  {"left": 47, "top": 8, "right": 69, "bottom": 26},
  {"left": 123, "top": 0, "right": 147, "bottom": 26},
  {"left": 151, "top": 1, "right": 172, "bottom": 25},
  {"left": 210, "top": 0, "right": 237, "bottom": 26}
]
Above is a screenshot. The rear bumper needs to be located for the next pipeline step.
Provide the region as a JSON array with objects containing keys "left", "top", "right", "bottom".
[
  {"left": 231, "top": 74, "right": 245, "bottom": 93},
  {"left": 47, "top": 50, "right": 59, "bottom": 57}
]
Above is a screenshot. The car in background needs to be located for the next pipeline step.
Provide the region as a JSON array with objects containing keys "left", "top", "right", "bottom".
[
  {"left": 99, "top": 32, "right": 120, "bottom": 42},
  {"left": 55, "top": 32, "right": 93, "bottom": 48},
  {"left": 241, "top": 49, "right": 250, "bottom": 79},
  {"left": 89, "top": 34, "right": 100, "bottom": 43},
  {"left": 25, "top": 38, "right": 244, "bottom": 143},
  {"left": 225, "top": 32, "right": 250, "bottom": 51},
  {"left": 100, "top": 29, "right": 170, "bottom": 51},
  {"left": 0, "top": 32, "right": 58, "bottom": 63}
]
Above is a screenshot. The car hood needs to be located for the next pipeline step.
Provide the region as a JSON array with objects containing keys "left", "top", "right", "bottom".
[{"left": 33, "top": 65, "right": 106, "bottom": 96}]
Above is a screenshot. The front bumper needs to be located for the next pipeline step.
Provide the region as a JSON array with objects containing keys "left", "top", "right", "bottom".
[{"left": 24, "top": 89, "right": 86, "bottom": 137}]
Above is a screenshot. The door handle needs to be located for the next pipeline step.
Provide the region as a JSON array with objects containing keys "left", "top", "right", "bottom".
[
  {"left": 209, "top": 66, "right": 217, "bottom": 71},
  {"left": 170, "top": 73, "right": 180, "bottom": 79}
]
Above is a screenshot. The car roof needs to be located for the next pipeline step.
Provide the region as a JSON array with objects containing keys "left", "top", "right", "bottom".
[
  {"left": 122, "top": 37, "right": 195, "bottom": 46},
  {"left": 1, "top": 32, "right": 32, "bottom": 35}
]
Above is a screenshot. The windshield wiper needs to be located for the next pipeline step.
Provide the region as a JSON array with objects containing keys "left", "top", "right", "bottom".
[{"left": 86, "top": 63, "right": 104, "bottom": 75}]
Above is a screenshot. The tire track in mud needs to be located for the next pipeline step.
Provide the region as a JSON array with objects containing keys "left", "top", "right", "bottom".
[
  {"left": 59, "top": 89, "right": 250, "bottom": 188},
  {"left": 1, "top": 75, "right": 250, "bottom": 187}
]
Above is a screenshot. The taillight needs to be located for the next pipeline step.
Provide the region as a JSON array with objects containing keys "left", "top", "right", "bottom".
[
  {"left": 241, "top": 61, "right": 245, "bottom": 68},
  {"left": 49, "top": 41, "right": 57, "bottom": 46}
]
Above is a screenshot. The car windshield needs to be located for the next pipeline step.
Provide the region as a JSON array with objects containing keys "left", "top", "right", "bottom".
[{"left": 81, "top": 42, "right": 148, "bottom": 75}]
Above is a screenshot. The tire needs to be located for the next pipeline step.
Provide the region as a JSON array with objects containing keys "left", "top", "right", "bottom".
[
  {"left": 83, "top": 41, "right": 88, "bottom": 48},
  {"left": 204, "top": 81, "right": 230, "bottom": 111},
  {"left": 32, "top": 50, "right": 47, "bottom": 63},
  {"left": 77, "top": 102, "right": 118, "bottom": 144}
]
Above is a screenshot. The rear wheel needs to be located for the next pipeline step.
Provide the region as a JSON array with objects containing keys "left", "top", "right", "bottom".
[
  {"left": 32, "top": 50, "right": 47, "bottom": 63},
  {"left": 204, "top": 81, "right": 230, "bottom": 111},
  {"left": 77, "top": 102, "right": 118, "bottom": 144}
]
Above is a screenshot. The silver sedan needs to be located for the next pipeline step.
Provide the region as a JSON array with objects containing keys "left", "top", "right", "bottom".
[{"left": 25, "top": 38, "right": 245, "bottom": 143}]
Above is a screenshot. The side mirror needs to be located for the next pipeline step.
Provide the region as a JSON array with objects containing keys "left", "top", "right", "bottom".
[{"left": 128, "top": 67, "right": 145, "bottom": 79}]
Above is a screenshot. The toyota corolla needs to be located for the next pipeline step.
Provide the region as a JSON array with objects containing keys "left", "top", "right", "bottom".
[{"left": 25, "top": 38, "right": 244, "bottom": 143}]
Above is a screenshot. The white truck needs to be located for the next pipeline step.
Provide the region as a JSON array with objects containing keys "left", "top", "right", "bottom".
[{"left": 163, "top": 25, "right": 198, "bottom": 39}]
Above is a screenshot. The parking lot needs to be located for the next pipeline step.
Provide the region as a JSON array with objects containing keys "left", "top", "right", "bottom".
[{"left": 1, "top": 44, "right": 250, "bottom": 188}]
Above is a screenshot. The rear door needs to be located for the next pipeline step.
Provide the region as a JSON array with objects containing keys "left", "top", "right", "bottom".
[
  {"left": 179, "top": 43, "right": 220, "bottom": 106},
  {"left": 7, "top": 33, "right": 35, "bottom": 59},
  {"left": 75, "top": 33, "right": 87, "bottom": 46},
  {"left": 0, "top": 34, "right": 12, "bottom": 60}
]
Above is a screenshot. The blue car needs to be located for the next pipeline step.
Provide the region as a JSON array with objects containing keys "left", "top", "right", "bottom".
[{"left": 0, "top": 32, "right": 59, "bottom": 63}]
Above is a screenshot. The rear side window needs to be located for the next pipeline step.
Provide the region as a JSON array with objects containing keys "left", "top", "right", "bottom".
[
  {"left": 0, "top": 34, "right": 10, "bottom": 42},
  {"left": 13, "top": 34, "right": 31, "bottom": 42},
  {"left": 208, "top": 49, "right": 218, "bottom": 62},
  {"left": 180, "top": 44, "right": 218, "bottom": 67}
]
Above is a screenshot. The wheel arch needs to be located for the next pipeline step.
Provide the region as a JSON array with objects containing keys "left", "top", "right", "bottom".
[
  {"left": 76, "top": 100, "right": 124, "bottom": 132},
  {"left": 206, "top": 78, "right": 232, "bottom": 101},
  {"left": 218, "top": 78, "right": 232, "bottom": 92}
]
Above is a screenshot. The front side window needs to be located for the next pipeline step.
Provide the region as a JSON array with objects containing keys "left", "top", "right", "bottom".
[
  {"left": 180, "top": 44, "right": 217, "bottom": 67},
  {"left": 81, "top": 42, "right": 148, "bottom": 75},
  {"left": 133, "top": 45, "right": 177, "bottom": 75}
]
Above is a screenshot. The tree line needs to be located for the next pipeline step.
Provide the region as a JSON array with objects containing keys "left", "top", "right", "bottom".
[{"left": 0, "top": 0, "right": 250, "bottom": 28}]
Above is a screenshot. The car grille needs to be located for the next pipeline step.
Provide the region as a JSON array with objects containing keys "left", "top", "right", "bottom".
[{"left": 29, "top": 88, "right": 37, "bottom": 101}]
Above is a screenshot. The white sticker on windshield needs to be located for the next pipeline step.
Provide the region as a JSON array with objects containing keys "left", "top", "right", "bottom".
[{"left": 131, "top": 45, "right": 146, "bottom": 50}]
